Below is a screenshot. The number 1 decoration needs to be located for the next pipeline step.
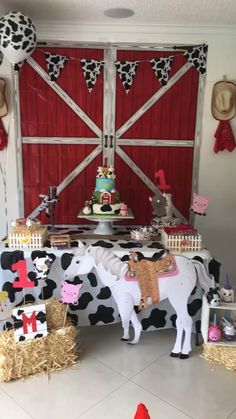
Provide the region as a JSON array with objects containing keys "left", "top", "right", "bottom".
[
  {"left": 155, "top": 169, "right": 171, "bottom": 191},
  {"left": 12, "top": 260, "right": 35, "bottom": 288}
]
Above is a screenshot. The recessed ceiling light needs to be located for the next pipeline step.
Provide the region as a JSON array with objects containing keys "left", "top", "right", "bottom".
[{"left": 104, "top": 8, "right": 135, "bottom": 19}]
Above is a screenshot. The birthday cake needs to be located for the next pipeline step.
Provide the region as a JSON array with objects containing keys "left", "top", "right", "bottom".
[{"left": 83, "top": 166, "right": 125, "bottom": 216}]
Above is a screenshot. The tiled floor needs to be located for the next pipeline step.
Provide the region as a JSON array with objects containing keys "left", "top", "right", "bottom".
[{"left": 1, "top": 325, "right": 236, "bottom": 419}]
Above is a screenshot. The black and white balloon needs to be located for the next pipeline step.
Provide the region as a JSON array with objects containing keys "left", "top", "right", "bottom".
[{"left": 0, "top": 11, "right": 37, "bottom": 64}]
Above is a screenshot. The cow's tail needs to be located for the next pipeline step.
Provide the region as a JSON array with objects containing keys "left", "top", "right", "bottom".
[{"left": 192, "top": 260, "right": 212, "bottom": 293}]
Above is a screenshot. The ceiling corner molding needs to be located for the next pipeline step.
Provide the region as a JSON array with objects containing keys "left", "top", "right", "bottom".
[{"left": 35, "top": 21, "right": 236, "bottom": 43}]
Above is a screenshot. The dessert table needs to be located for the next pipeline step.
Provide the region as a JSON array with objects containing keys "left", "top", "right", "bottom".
[{"left": 0, "top": 226, "right": 212, "bottom": 335}]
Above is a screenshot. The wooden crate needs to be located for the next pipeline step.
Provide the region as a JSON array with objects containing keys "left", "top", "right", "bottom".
[
  {"left": 161, "top": 229, "right": 202, "bottom": 252},
  {"left": 8, "top": 227, "right": 48, "bottom": 249}
]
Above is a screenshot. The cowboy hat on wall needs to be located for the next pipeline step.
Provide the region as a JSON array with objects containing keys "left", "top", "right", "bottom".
[{"left": 211, "top": 80, "right": 236, "bottom": 121}]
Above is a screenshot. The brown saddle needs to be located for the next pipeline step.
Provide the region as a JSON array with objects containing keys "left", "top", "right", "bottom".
[{"left": 128, "top": 253, "right": 175, "bottom": 309}]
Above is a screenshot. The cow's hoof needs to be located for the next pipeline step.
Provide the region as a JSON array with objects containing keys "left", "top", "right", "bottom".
[
  {"left": 170, "top": 352, "right": 179, "bottom": 358},
  {"left": 179, "top": 353, "right": 189, "bottom": 359},
  {"left": 121, "top": 338, "right": 129, "bottom": 341}
]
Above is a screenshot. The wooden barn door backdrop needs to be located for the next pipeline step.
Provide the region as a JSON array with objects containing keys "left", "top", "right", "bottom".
[{"left": 15, "top": 43, "right": 207, "bottom": 226}]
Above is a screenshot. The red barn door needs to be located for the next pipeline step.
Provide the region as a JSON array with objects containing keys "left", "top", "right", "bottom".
[{"left": 18, "top": 44, "right": 204, "bottom": 226}]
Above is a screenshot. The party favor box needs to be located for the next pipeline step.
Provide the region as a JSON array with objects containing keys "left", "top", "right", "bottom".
[{"left": 161, "top": 224, "right": 202, "bottom": 252}]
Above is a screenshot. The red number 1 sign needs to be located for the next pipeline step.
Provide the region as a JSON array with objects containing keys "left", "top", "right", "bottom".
[
  {"left": 155, "top": 169, "right": 171, "bottom": 191},
  {"left": 12, "top": 260, "right": 35, "bottom": 288}
]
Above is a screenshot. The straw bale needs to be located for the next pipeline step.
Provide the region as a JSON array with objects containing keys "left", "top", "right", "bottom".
[
  {"left": 0, "top": 325, "right": 79, "bottom": 382},
  {"left": 201, "top": 344, "right": 236, "bottom": 372},
  {"left": 47, "top": 326, "right": 78, "bottom": 373},
  {"left": 45, "top": 298, "right": 67, "bottom": 330}
]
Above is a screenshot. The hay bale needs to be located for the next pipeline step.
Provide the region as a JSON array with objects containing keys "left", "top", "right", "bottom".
[
  {"left": 47, "top": 326, "right": 78, "bottom": 373},
  {"left": 201, "top": 344, "right": 236, "bottom": 372},
  {"left": 45, "top": 299, "right": 67, "bottom": 330},
  {"left": 0, "top": 330, "right": 15, "bottom": 382},
  {"left": 0, "top": 326, "right": 79, "bottom": 382}
]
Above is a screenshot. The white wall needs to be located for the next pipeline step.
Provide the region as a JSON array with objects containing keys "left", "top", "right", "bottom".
[{"left": 0, "top": 22, "right": 236, "bottom": 285}]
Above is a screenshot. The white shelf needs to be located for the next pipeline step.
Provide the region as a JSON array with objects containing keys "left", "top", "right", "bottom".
[
  {"left": 201, "top": 295, "right": 236, "bottom": 347},
  {"left": 208, "top": 301, "right": 236, "bottom": 310}
]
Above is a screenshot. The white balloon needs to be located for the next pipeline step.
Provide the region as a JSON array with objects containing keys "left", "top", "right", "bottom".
[{"left": 0, "top": 11, "right": 37, "bottom": 64}]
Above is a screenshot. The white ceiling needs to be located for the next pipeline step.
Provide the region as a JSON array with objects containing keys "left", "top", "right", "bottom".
[{"left": 0, "top": 0, "right": 236, "bottom": 26}]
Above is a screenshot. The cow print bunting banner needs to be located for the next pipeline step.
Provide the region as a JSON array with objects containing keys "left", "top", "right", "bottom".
[
  {"left": 80, "top": 59, "right": 105, "bottom": 92},
  {"left": 115, "top": 61, "right": 139, "bottom": 94},
  {"left": 149, "top": 56, "right": 174, "bottom": 87},
  {"left": 184, "top": 44, "right": 208, "bottom": 76},
  {"left": 45, "top": 52, "right": 68, "bottom": 82}
]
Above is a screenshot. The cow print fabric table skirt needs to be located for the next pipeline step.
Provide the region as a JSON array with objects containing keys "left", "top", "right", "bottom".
[{"left": 0, "top": 226, "right": 212, "bottom": 335}]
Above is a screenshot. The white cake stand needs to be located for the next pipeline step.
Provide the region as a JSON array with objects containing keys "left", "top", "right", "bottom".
[{"left": 77, "top": 209, "right": 134, "bottom": 235}]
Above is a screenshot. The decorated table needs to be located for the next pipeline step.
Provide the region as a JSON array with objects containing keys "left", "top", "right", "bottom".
[{"left": 0, "top": 226, "right": 211, "bottom": 336}]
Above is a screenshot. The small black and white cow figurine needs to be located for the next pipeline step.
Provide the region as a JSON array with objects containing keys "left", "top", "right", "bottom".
[{"left": 206, "top": 287, "right": 221, "bottom": 307}]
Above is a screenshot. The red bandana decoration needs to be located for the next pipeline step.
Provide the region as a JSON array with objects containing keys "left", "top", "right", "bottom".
[
  {"left": 0, "top": 118, "right": 7, "bottom": 151},
  {"left": 214, "top": 120, "right": 236, "bottom": 153}
]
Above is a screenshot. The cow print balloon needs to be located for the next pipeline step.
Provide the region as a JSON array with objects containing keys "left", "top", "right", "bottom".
[{"left": 0, "top": 11, "right": 37, "bottom": 64}]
